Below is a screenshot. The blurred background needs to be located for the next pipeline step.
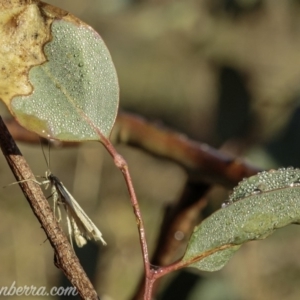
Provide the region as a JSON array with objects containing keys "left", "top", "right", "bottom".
[{"left": 2, "top": 0, "right": 300, "bottom": 299}]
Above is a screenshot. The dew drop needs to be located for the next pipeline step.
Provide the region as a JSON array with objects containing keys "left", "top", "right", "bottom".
[
  {"left": 221, "top": 201, "right": 231, "bottom": 209},
  {"left": 251, "top": 188, "right": 262, "bottom": 195},
  {"left": 174, "top": 231, "right": 185, "bottom": 241}
]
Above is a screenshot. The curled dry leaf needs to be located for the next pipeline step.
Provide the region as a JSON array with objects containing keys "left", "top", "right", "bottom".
[{"left": 0, "top": 0, "right": 119, "bottom": 141}]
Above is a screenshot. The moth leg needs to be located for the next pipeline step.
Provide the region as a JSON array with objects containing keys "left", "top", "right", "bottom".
[
  {"left": 71, "top": 217, "right": 87, "bottom": 248},
  {"left": 4, "top": 178, "right": 45, "bottom": 188},
  {"left": 65, "top": 207, "right": 74, "bottom": 249},
  {"left": 51, "top": 185, "right": 62, "bottom": 222}
]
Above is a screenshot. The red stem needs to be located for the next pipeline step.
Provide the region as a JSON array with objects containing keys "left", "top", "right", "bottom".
[
  {"left": 74, "top": 105, "right": 152, "bottom": 297},
  {"left": 100, "top": 135, "right": 151, "bottom": 294},
  {"left": 152, "top": 243, "right": 234, "bottom": 281}
]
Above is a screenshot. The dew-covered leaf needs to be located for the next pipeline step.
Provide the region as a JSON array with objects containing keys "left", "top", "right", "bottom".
[
  {"left": 183, "top": 168, "right": 300, "bottom": 271},
  {"left": 1, "top": 1, "right": 119, "bottom": 141}
]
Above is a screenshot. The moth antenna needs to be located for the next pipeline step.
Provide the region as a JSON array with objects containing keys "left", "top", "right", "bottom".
[
  {"left": 40, "top": 138, "right": 51, "bottom": 176},
  {"left": 48, "top": 141, "right": 51, "bottom": 172},
  {"left": 40, "top": 139, "right": 47, "bottom": 167}
]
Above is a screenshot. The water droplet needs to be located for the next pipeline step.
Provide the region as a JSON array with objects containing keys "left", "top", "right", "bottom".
[
  {"left": 174, "top": 231, "right": 185, "bottom": 241},
  {"left": 221, "top": 201, "right": 231, "bottom": 208},
  {"left": 251, "top": 188, "right": 262, "bottom": 195}
]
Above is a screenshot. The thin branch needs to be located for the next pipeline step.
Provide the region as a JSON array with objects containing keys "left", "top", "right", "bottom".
[
  {"left": 4, "top": 112, "right": 260, "bottom": 188},
  {"left": 154, "top": 243, "right": 235, "bottom": 279},
  {"left": 132, "top": 181, "right": 210, "bottom": 300},
  {"left": 113, "top": 112, "right": 260, "bottom": 187},
  {"left": 136, "top": 243, "right": 235, "bottom": 299},
  {"left": 0, "top": 116, "right": 99, "bottom": 300},
  {"left": 100, "top": 136, "right": 151, "bottom": 281}
]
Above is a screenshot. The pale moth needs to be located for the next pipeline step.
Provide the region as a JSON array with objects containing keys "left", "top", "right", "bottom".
[{"left": 39, "top": 143, "right": 106, "bottom": 248}]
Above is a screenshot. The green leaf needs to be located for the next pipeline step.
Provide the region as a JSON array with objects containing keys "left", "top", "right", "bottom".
[
  {"left": 1, "top": 2, "right": 119, "bottom": 142},
  {"left": 183, "top": 168, "right": 300, "bottom": 271},
  {"left": 11, "top": 18, "right": 119, "bottom": 141}
]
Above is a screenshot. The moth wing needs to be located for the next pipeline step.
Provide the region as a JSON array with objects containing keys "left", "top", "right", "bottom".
[
  {"left": 69, "top": 198, "right": 107, "bottom": 245},
  {"left": 57, "top": 184, "right": 106, "bottom": 245}
]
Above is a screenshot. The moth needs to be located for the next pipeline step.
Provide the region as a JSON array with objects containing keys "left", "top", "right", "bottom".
[
  {"left": 36, "top": 142, "right": 106, "bottom": 248},
  {"left": 7, "top": 142, "right": 107, "bottom": 247},
  {"left": 42, "top": 170, "right": 107, "bottom": 248}
]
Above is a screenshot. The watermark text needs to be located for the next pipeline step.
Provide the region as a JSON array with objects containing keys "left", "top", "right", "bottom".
[{"left": 0, "top": 281, "right": 78, "bottom": 297}]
